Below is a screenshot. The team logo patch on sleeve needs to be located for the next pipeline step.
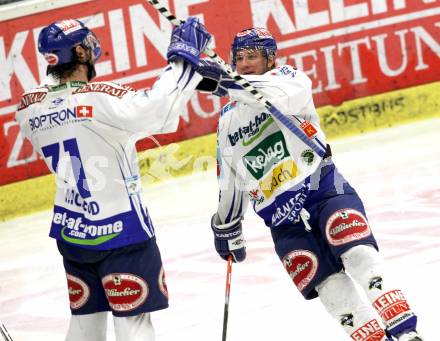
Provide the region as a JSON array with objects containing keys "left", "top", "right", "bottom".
[
  {"left": 325, "top": 209, "right": 371, "bottom": 246},
  {"left": 66, "top": 273, "right": 90, "bottom": 309},
  {"left": 102, "top": 273, "right": 148, "bottom": 312},
  {"left": 17, "top": 91, "right": 47, "bottom": 111},
  {"left": 300, "top": 121, "right": 318, "bottom": 138},
  {"left": 282, "top": 250, "right": 318, "bottom": 292},
  {"left": 76, "top": 105, "right": 93, "bottom": 118}
]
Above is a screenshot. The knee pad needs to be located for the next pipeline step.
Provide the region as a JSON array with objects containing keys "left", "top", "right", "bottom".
[
  {"left": 114, "top": 313, "right": 155, "bottom": 341},
  {"left": 341, "top": 245, "right": 384, "bottom": 297},
  {"left": 66, "top": 312, "right": 107, "bottom": 341},
  {"left": 316, "top": 271, "right": 388, "bottom": 341}
]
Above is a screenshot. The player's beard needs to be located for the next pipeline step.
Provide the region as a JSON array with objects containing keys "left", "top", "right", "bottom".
[
  {"left": 86, "top": 62, "right": 96, "bottom": 81},
  {"left": 83, "top": 47, "right": 97, "bottom": 81}
]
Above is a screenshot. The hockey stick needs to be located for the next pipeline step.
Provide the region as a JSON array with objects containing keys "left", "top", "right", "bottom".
[
  {"left": 0, "top": 321, "right": 13, "bottom": 341},
  {"left": 146, "top": 0, "right": 327, "bottom": 158},
  {"left": 222, "top": 255, "right": 233, "bottom": 341}
]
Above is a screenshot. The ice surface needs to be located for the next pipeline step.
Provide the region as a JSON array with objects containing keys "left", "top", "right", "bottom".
[{"left": 1, "top": 119, "right": 439, "bottom": 340}]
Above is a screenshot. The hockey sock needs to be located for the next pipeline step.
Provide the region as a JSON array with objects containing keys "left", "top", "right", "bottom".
[
  {"left": 316, "top": 271, "right": 389, "bottom": 341},
  {"left": 341, "top": 245, "right": 417, "bottom": 337},
  {"left": 113, "top": 313, "right": 155, "bottom": 341},
  {"left": 66, "top": 312, "right": 108, "bottom": 341}
]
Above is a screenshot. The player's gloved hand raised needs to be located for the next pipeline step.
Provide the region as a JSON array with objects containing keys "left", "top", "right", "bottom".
[
  {"left": 211, "top": 214, "right": 246, "bottom": 262},
  {"left": 196, "top": 59, "right": 238, "bottom": 97},
  {"left": 167, "top": 17, "right": 211, "bottom": 67}
]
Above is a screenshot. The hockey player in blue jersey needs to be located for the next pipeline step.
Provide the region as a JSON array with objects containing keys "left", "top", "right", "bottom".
[
  {"left": 15, "top": 18, "right": 210, "bottom": 340},
  {"left": 196, "top": 28, "right": 423, "bottom": 341}
]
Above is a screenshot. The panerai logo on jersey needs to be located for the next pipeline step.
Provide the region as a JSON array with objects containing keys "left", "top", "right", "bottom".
[
  {"left": 228, "top": 112, "right": 271, "bottom": 146},
  {"left": 29, "top": 106, "right": 93, "bottom": 131}
]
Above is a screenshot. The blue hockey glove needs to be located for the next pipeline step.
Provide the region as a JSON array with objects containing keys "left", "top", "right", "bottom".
[
  {"left": 196, "top": 59, "right": 238, "bottom": 97},
  {"left": 211, "top": 214, "right": 246, "bottom": 262},
  {"left": 167, "top": 17, "right": 211, "bottom": 67}
]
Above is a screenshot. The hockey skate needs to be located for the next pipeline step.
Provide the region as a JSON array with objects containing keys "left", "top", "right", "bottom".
[{"left": 396, "top": 330, "right": 423, "bottom": 341}]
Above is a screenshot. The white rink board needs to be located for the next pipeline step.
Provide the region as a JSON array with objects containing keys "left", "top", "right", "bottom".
[{"left": 0, "top": 119, "right": 439, "bottom": 341}]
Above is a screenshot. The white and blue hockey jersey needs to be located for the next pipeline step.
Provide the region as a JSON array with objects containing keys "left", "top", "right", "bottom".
[
  {"left": 216, "top": 65, "right": 328, "bottom": 228},
  {"left": 15, "top": 61, "right": 201, "bottom": 250}
]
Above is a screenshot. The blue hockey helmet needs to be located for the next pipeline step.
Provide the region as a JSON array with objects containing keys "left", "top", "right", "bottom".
[
  {"left": 38, "top": 19, "right": 101, "bottom": 66},
  {"left": 230, "top": 28, "right": 277, "bottom": 65}
]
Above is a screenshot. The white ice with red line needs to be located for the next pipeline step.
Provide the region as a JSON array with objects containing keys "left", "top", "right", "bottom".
[{"left": 0, "top": 119, "right": 439, "bottom": 340}]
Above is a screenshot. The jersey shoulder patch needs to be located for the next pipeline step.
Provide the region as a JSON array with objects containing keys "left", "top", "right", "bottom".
[
  {"left": 221, "top": 101, "right": 237, "bottom": 117},
  {"left": 17, "top": 87, "right": 49, "bottom": 111},
  {"left": 267, "top": 65, "right": 297, "bottom": 78},
  {"left": 72, "top": 81, "right": 134, "bottom": 99}
]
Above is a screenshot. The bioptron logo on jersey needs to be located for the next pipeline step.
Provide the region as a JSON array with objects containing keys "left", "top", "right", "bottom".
[{"left": 29, "top": 105, "right": 94, "bottom": 131}]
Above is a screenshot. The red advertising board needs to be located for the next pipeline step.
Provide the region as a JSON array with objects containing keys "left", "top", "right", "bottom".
[{"left": 0, "top": 0, "right": 439, "bottom": 185}]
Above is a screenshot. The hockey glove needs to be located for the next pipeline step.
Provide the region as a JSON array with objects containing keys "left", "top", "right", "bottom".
[
  {"left": 167, "top": 17, "right": 211, "bottom": 67},
  {"left": 196, "top": 59, "right": 238, "bottom": 97},
  {"left": 211, "top": 214, "right": 246, "bottom": 262}
]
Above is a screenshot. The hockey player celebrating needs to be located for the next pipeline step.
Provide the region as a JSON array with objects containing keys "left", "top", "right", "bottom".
[
  {"left": 196, "top": 28, "right": 423, "bottom": 341},
  {"left": 15, "top": 18, "right": 210, "bottom": 340}
]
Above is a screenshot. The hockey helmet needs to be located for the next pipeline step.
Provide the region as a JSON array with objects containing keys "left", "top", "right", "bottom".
[
  {"left": 230, "top": 28, "right": 277, "bottom": 65},
  {"left": 38, "top": 19, "right": 101, "bottom": 66}
]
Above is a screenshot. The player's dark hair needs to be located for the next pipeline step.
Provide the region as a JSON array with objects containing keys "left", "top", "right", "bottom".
[
  {"left": 47, "top": 59, "right": 79, "bottom": 81},
  {"left": 46, "top": 47, "right": 95, "bottom": 81}
]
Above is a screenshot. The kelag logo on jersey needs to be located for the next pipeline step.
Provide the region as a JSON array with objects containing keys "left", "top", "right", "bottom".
[
  {"left": 29, "top": 105, "right": 93, "bottom": 131},
  {"left": 243, "top": 131, "right": 300, "bottom": 199},
  {"left": 227, "top": 112, "right": 272, "bottom": 146},
  {"left": 242, "top": 131, "right": 290, "bottom": 180}
]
